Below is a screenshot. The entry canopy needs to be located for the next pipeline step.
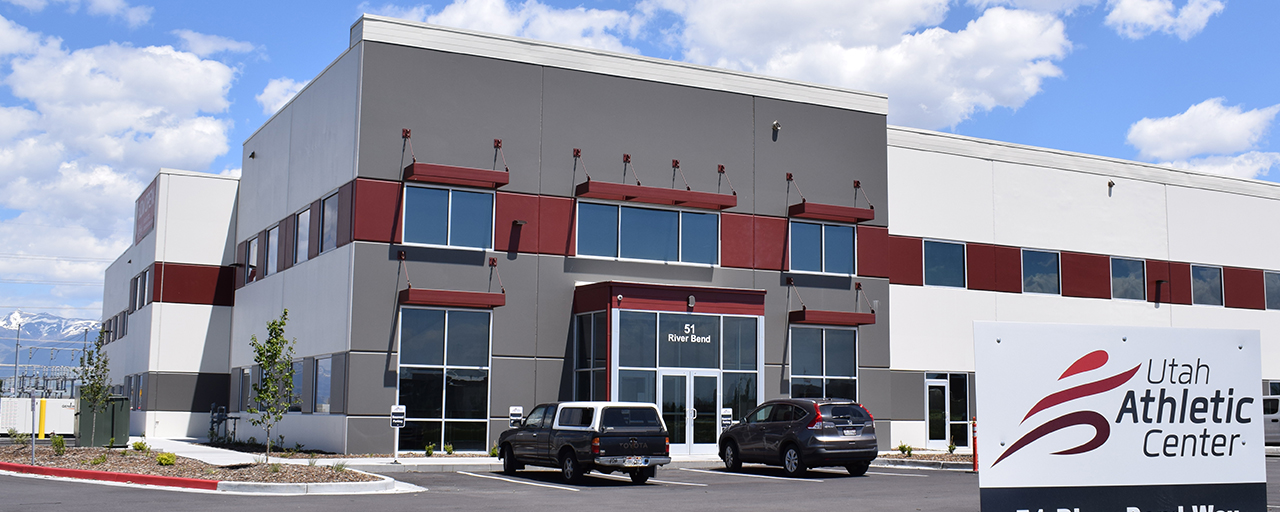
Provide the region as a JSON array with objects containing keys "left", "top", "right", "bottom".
[{"left": 573, "top": 281, "right": 765, "bottom": 316}]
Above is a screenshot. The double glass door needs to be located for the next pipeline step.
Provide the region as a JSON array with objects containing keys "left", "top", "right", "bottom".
[
  {"left": 926, "top": 373, "right": 970, "bottom": 451},
  {"left": 659, "top": 370, "right": 719, "bottom": 455}
]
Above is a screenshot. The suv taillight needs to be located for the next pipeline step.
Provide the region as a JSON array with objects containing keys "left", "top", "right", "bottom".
[
  {"left": 807, "top": 402, "right": 823, "bottom": 430},
  {"left": 859, "top": 404, "right": 874, "bottom": 421},
  {"left": 592, "top": 437, "right": 600, "bottom": 455}
]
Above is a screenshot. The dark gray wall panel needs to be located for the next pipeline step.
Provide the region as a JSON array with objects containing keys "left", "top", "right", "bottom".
[
  {"left": 349, "top": 242, "right": 403, "bottom": 353},
  {"left": 357, "top": 43, "right": 544, "bottom": 194},
  {"left": 332, "top": 353, "right": 347, "bottom": 415},
  {"left": 890, "top": 370, "right": 925, "bottom": 421},
  {"left": 540, "top": 68, "right": 755, "bottom": 207},
  {"left": 491, "top": 254, "right": 539, "bottom": 358},
  {"left": 764, "top": 364, "right": 785, "bottom": 400},
  {"left": 489, "top": 357, "right": 537, "bottom": 418},
  {"left": 857, "top": 278, "right": 890, "bottom": 368},
  {"left": 347, "top": 416, "right": 393, "bottom": 455},
  {"left": 346, "top": 351, "right": 397, "bottom": 416},
  {"left": 535, "top": 255, "right": 576, "bottom": 359},
  {"left": 536, "top": 357, "right": 569, "bottom": 403},
  {"left": 753, "top": 98, "right": 887, "bottom": 225},
  {"left": 857, "top": 367, "right": 891, "bottom": 419},
  {"left": 147, "top": 372, "right": 230, "bottom": 413},
  {"left": 874, "top": 420, "right": 892, "bottom": 451}
]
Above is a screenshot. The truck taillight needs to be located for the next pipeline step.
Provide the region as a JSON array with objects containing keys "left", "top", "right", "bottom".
[
  {"left": 591, "top": 437, "right": 600, "bottom": 455},
  {"left": 807, "top": 402, "right": 823, "bottom": 430},
  {"left": 665, "top": 437, "right": 670, "bottom": 455}
]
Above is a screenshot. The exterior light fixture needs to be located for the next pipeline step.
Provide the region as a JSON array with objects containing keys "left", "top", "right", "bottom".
[
  {"left": 687, "top": 295, "right": 696, "bottom": 308},
  {"left": 513, "top": 219, "right": 527, "bottom": 226},
  {"left": 772, "top": 121, "right": 782, "bottom": 131},
  {"left": 249, "top": 151, "right": 256, "bottom": 159}
]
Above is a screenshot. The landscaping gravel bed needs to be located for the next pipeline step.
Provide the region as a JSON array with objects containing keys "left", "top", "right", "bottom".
[
  {"left": 878, "top": 452, "right": 973, "bottom": 462},
  {"left": 0, "top": 445, "right": 379, "bottom": 483}
]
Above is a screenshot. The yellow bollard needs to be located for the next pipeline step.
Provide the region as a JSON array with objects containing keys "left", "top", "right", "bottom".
[{"left": 38, "top": 399, "right": 46, "bottom": 439}]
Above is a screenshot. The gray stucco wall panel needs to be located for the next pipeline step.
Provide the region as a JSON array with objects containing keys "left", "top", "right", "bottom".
[
  {"left": 489, "top": 357, "right": 537, "bottom": 418},
  {"left": 349, "top": 242, "right": 401, "bottom": 354},
  {"left": 856, "top": 367, "right": 891, "bottom": 419},
  {"left": 490, "top": 254, "right": 539, "bottom": 358},
  {"left": 347, "top": 416, "right": 393, "bottom": 455},
  {"left": 346, "top": 351, "right": 397, "bottom": 416},
  {"left": 857, "top": 278, "right": 890, "bottom": 368},
  {"left": 536, "top": 357, "right": 570, "bottom": 403},
  {"left": 535, "top": 255, "right": 576, "bottom": 359},
  {"left": 752, "top": 98, "right": 888, "bottom": 225},
  {"left": 539, "top": 67, "right": 755, "bottom": 207},
  {"left": 890, "top": 370, "right": 925, "bottom": 421},
  {"left": 356, "top": 43, "right": 544, "bottom": 194}
]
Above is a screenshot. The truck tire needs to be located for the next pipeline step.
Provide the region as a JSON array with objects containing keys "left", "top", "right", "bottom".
[
  {"left": 501, "top": 445, "right": 521, "bottom": 475},
  {"left": 630, "top": 466, "right": 654, "bottom": 484},
  {"left": 561, "top": 453, "right": 584, "bottom": 483}
]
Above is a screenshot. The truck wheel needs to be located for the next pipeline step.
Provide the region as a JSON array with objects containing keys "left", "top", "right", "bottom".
[
  {"left": 846, "top": 461, "right": 869, "bottom": 476},
  {"left": 501, "top": 445, "right": 520, "bottom": 475},
  {"left": 630, "top": 466, "right": 654, "bottom": 484},
  {"left": 561, "top": 454, "right": 584, "bottom": 483},
  {"left": 781, "top": 445, "right": 806, "bottom": 477},
  {"left": 722, "top": 441, "right": 742, "bottom": 471}
]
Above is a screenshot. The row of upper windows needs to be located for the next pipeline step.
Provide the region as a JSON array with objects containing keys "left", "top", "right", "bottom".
[
  {"left": 921, "top": 240, "right": 1280, "bottom": 308},
  {"left": 400, "top": 184, "right": 859, "bottom": 274},
  {"left": 243, "top": 190, "right": 340, "bottom": 285}
]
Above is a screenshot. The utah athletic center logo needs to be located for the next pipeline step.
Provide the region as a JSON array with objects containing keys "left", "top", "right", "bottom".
[{"left": 993, "top": 350, "right": 1256, "bottom": 466}]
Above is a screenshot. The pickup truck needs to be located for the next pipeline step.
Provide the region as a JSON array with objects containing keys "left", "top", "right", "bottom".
[{"left": 497, "top": 401, "right": 671, "bottom": 484}]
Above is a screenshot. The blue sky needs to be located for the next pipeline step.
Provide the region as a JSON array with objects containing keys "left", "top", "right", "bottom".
[{"left": 0, "top": 0, "right": 1274, "bottom": 319}]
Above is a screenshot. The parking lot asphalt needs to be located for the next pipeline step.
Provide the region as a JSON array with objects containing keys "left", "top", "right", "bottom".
[{"left": 6, "top": 458, "right": 1280, "bottom": 511}]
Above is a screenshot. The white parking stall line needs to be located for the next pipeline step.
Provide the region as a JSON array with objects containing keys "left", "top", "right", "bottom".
[
  {"left": 457, "top": 471, "right": 581, "bottom": 492},
  {"left": 679, "top": 467, "right": 824, "bottom": 483},
  {"left": 809, "top": 468, "right": 929, "bottom": 478},
  {"left": 590, "top": 472, "right": 709, "bottom": 487}
]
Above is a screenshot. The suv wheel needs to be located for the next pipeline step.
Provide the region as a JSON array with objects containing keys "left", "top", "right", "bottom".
[
  {"left": 722, "top": 441, "right": 742, "bottom": 471},
  {"left": 781, "top": 445, "right": 806, "bottom": 477},
  {"left": 561, "top": 454, "right": 584, "bottom": 483},
  {"left": 846, "top": 461, "right": 869, "bottom": 476},
  {"left": 501, "top": 445, "right": 520, "bottom": 475}
]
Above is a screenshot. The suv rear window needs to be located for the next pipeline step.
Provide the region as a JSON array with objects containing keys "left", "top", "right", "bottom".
[
  {"left": 820, "top": 404, "right": 868, "bottom": 424},
  {"left": 602, "top": 407, "right": 661, "bottom": 428},
  {"left": 558, "top": 407, "right": 594, "bottom": 427},
  {"left": 1265, "top": 398, "right": 1279, "bottom": 415}
]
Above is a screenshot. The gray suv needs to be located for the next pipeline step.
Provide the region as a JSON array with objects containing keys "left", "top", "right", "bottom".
[{"left": 718, "top": 398, "right": 877, "bottom": 477}]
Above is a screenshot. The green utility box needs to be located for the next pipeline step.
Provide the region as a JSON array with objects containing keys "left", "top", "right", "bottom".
[{"left": 74, "top": 395, "right": 129, "bottom": 447}]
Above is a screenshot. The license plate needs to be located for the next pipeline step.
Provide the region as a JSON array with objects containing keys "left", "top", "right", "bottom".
[
  {"left": 624, "top": 456, "right": 646, "bottom": 467},
  {"left": 843, "top": 428, "right": 858, "bottom": 436}
]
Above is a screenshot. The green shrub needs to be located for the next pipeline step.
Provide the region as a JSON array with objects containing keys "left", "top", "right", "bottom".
[
  {"left": 156, "top": 452, "right": 177, "bottom": 466},
  {"left": 51, "top": 435, "right": 66, "bottom": 456},
  {"left": 896, "top": 442, "right": 913, "bottom": 457},
  {"left": 425, "top": 443, "right": 435, "bottom": 456},
  {"left": 9, "top": 428, "right": 30, "bottom": 445},
  {"left": 488, "top": 443, "right": 499, "bottom": 457},
  {"left": 947, "top": 439, "right": 957, "bottom": 455},
  {"left": 443, "top": 443, "right": 454, "bottom": 455},
  {"left": 132, "top": 440, "right": 150, "bottom": 452},
  {"left": 89, "top": 454, "right": 107, "bottom": 465},
  {"left": 307, "top": 455, "right": 318, "bottom": 466},
  {"left": 269, "top": 463, "right": 281, "bottom": 473},
  {"left": 332, "top": 460, "right": 347, "bottom": 472}
]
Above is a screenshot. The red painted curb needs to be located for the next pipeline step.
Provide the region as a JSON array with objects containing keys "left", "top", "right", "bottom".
[{"left": 0, "top": 461, "right": 220, "bottom": 490}]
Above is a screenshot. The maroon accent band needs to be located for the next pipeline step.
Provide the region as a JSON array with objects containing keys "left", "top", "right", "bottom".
[
  {"left": 993, "top": 410, "right": 1111, "bottom": 467},
  {"left": 153, "top": 262, "right": 236, "bottom": 307},
  {"left": 1022, "top": 364, "right": 1140, "bottom": 423}
]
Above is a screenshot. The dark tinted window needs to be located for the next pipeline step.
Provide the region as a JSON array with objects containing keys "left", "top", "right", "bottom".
[
  {"left": 770, "top": 404, "right": 800, "bottom": 422},
  {"left": 820, "top": 404, "right": 867, "bottom": 422},
  {"left": 620, "top": 311, "right": 657, "bottom": 367},
  {"left": 722, "top": 316, "right": 757, "bottom": 371},
  {"left": 825, "top": 329, "right": 856, "bottom": 377},
  {"left": 1112, "top": 258, "right": 1145, "bottom": 300},
  {"left": 924, "top": 241, "right": 965, "bottom": 287},
  {"left": 1192, "top": 266, "right": 1223, "bottom": 306},
  {"left": 1265, "top": 398, "right": 1279, "bottom": 415},
  {"left": 618, "top": 370, "right": 656, "bottom": 403},
  {"left": 681, "top": 211, "right": 719, "bottom": 265},
  {"left": 824, "top": 224, "right": 854, "bottom": 275},
  {"left": 1267, "top": 273, "right": 1280, "bottom": 310},
  {"left": 746, "top": 405, "right": 773, "bottom": 424},
  {"left": 658, "top": 313, "right": 720, "bottom": 368},
  {"left": 403, "top": 187, "right": 448, "bottom": 245},
  {"left": 445, "top": 311, "right": 489, "bottom": 367},
  {"left": 559, "top": 407, "right": 595, "bottom": 427},
  {"left": 791, "top": 328, "right": 822, "bottom": 376},
  {"left": 620, "top": 206, "right": 679, "bottom": 261},
  {"left": 524, "top": 405, "right": 547, "bottom": 428},
  {"left": 578, "top": 203, "right": 619, "bottom": 257},
  {"left": 1023, "top": 250, "right": 1060, "bottom": 294},
  {"left": 399, "top": 367, "right": 443, "bottom": 419},
  {"left": 602, "top": 407, "right": 662, "bottom": 427},
  {"left": 790, "top": 222, "right": 822, "bottom": 272},
  {"left": 444, "top": 369, "right": 487, "bottom": 419}
]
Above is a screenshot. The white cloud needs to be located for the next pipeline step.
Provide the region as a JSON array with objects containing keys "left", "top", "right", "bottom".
[
  {"left": 1162, "top": 152, "right": 1280, "bottom": 180},
  {"left": 645, "top": 3, "right": 1070, "bottom": 128},
  {"left": 1127, "top": 98, "right": 1280, "bottom": 161},
  {"left": 1, "top": 0, "right": 153, "bottom": 28},
  {"left": 1104, "top": 0, "right": 1224, "bottom": 40},
  {"left": 255, "top": 77, "right": 308, "bottom": 115},
  {"left": 362, "top": 0, "right": 642, "bottom": 53},
  {"left": 171, "top": 29, "right": 255, "bottom": 57},
  {"left": 967, "top": 0, "right": 1100, "bottom": 14},
  {"left": 0, "top": 15, "right": 235, "bottom": 290}
]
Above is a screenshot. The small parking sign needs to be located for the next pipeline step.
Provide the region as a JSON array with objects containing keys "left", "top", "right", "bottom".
[{"left": 390, "top": 405, "right": 406, "bottom": 428}]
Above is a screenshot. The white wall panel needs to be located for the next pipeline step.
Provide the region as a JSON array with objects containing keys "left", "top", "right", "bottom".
[
  {"left": 1167, "top": 185, "right": 1280, "bottom": 270},
  {"left": 138, "top": 411, "right": 212, "bottom": 438},
  {"left": 887, "top": 147, "right": 994, "bottom": 242},
  {"left": 991, "top": 162, "right": 1169, "bottom": 257},
  {"left": 287, "top": 48, "right": 360, "bottom": 213},
  {"left": 104, "top": 306, "right": 154, "bottom": 381},
  {"left": 889, "top": 285, "right": 995, "bottom": 372},
  {"left": 890, "top": 420, "right": 927, "bottom": 450},
  {"left": 993, "top": 292, "right": 1172, "bottom": 327},
  {"left": 236, "top": 414, "right": 347, "bottom": 454},
  {"left": 231, "top": 246, "right": 352, "bottom": 368},
  {"left": 156, "top": 173, "right": 238, "bottom": 266},
  {"left": 239, "top": 108, "right": 293, "bottom": 240},
  {"left": 152, "top": 303, "right": 231, "bottom": 374}
]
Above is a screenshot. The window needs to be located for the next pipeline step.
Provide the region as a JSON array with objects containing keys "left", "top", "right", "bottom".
[
  {"left": 789, "top": 326, "right": 857, "bottom": 400},
  {"left": 722, "top": 316, "right": 758, "bottom": 420},
  {"left": 398, "top": 307, "right": 491, "bottom": 452},
  {"left": 264, "top": 226, "right": 279, "bottom": 276},
  {"left": 1112, "top": 257, "right": 1145, "bottom": 300},
  {"left": 576, "top": 203, "right": 718, "bottom": 265},
  {"left": 575, "top": 311, "right": 609, "bottom": 401},
  {"left": 789, "top": 221, "right": 854, "bottom": 274},
  {"left": 295, "top": 208, "right": 310, "bottom": 264},
  {"left": 130, "top": 268, "right": 150, "bottom": 311},
  {"left": 314, "top": 357, "right": 332, "bottom": 413},
  {"left": 1022, "top": 250, "right": 1060, "bottom": 294},
  {"left": 403, "top": 185, "right": 493, "bottom": 249},
  {"left": 321, "top": 192, "right": 339, "bottom": 253},
  {"left": 245, "top": 236, "right": 259, "bottom": 284},
  {"left": 558, "top": 407, "right": 594, "bottom": 427},
  {"left": 1267, "top": 272, "right": 1280, "bottom": 310},
  {"left": 1191, "top": 265, "right": 1223, "bottom": 306},
  {"left": 240, "top": 370, "right": 250, "bottom": 412},
  {"left": 924, "top": 240, "right": 965, "bottom": 287},
  {"left": 289, "top": 361, "right": 303, "bottom": 412}
]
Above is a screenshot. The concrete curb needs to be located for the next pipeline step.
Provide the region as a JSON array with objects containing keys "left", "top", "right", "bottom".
[
  {"left": 0, "top": 461, "right": 398, "bottom": 494},
  {"left": 872, "top": 459, "right": 973, "bottom": 471}
]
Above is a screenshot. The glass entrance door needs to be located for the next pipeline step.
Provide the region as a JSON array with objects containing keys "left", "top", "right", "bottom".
[
  {"left": 926, "top": 376, "right": 948, "bottom": 450},
  {"left": 659, "top": 370, "right": 719, "bottom": 455}
]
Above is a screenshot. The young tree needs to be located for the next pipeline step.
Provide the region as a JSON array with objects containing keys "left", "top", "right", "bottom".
[
  {"left": 247, "top": 310, "right": 299, "bottom": 462},
  {"left": 77, "top": 329, "right": 111, "bottom": 446}
]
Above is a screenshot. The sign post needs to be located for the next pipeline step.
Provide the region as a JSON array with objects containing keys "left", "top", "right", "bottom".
[
  {"left": 390, "top": 405, "right": 405, "bottom": 464},
  {"left": 974, "top": 322, "right": 1265, "bottom": 512}
]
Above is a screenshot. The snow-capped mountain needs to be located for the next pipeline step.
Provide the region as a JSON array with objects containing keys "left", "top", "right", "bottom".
[{"left": 0, "top": 310, "right": 101, "bottom": 367}]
